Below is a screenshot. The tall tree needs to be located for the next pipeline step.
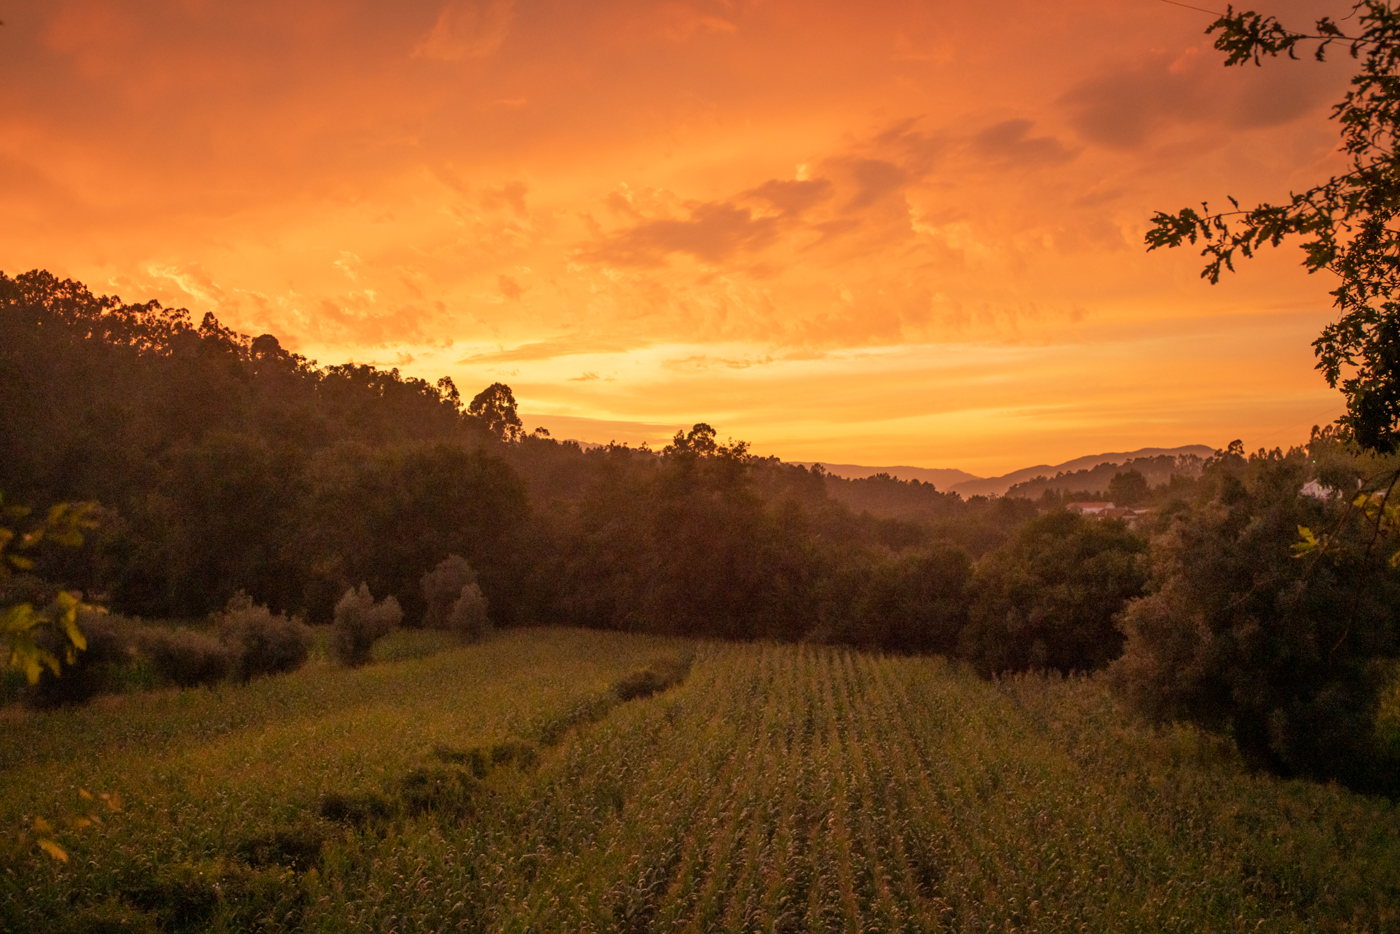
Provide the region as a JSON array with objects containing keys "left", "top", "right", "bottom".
[{"left": 468, "top": 382, "right": 525, "bottom": 442}]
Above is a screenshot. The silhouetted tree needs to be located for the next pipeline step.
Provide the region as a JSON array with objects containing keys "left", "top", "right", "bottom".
[
  {"left": 1108, "top": 469, "right": 1150, "bottom": 507},
  {"left": 468, "top": 382, "right": 524, "bottom": 442}
]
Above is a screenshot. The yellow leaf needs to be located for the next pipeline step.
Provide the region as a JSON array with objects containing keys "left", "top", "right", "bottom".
[
  {"left": 37, "top": 838, "right": 68, "bottom": 862},
  {"left": 78, "top": 788, "right": 93, "bottom": 801},
  {"left": 32, "top": 816, "right": 52, "bottom": 833},
  {"left": 70, "top": 817, "right": 92, "bottom": 830},
  {"left": 2, "top": 603, "right": 36, "bottom": 635},
  {"left": 57, "top": 593, "right": 87, "bottom": 653},
  {"left": 1292, "top": 525, "right": 1323, "bottom": 557}
]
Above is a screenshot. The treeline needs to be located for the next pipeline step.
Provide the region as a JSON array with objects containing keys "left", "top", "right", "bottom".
[
  {"left": 1, "top": 271, "right": 523, "bottom": 624},
  {"left": 1004, "top": 453, "right": 1205, "bottom": 503},
  {"left": 4, "top": 270, "right": 1400, "bottom": 795}
]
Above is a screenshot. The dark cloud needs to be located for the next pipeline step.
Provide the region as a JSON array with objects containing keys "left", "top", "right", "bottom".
[
  {"left": 1061, "top": 61, "right": 1202, "bottom": 149},
  {"left": 972, "top": 119, "right": 1076, "bottom": 167},
  {"left": 743, "top": 178, "right": 834, "bottom": 217},
  {"left": 872, "top": 120, "right": 949, "bottom": 176},
  {"left": 583, "top": 200, "right": 780, "bottom": 266},
  {"left": 1061, "top": 51, "right": 1343, "bottom": 150},
  {"left": 844, "top": 159, "right": 908, "bottom": 211},
  {"left": 803, "top": 217, "right": 861, "bottom": 248}
]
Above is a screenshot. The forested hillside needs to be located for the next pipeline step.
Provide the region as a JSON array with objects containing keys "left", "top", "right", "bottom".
[
  {"left": 5, "top": 269, "right": 1400, "bottom": 795},
  {"left": 0, "top": 270, "right": 1035, "bottom": 643}
]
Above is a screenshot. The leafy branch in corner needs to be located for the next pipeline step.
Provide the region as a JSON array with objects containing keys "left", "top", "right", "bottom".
[
  {"left": 1, "top": 494, "right": 99, "bottom": 684},
  {"left": 1147, "top": 2, "right": 1400, "bottom": 451}
]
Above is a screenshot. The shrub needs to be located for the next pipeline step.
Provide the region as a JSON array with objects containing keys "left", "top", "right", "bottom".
[
  {"left": 319, "top": 790, "right": 396, "bottom": 827},
  {"left": 27, "top": 607, "right": 133, "bottom": 708},
  {"left": 489, "top": 740, "right": 540, "bottom": 771},
  {"left": 445, "top": 583, "right": 490, "bottom": 641},
  {"left": 961, "top": 510, "right": 1147, "bottom": 675},
  {"left": 217, "top": 593, "right": 312, "bottom": 682},
  {"left": 399, "top": 765, "right": 479, "bottom": 817},
  {"left": 233, "top": 821, "right": 327, "bottom": 872},
  {"left": 420, "top": 555, "right": 479, "bottom": 629},
  {"left": 136, "top": 626, "right": 232, "bottom": 688},
  {"left": 612, "top": 654, "right": 693, "bottom": 701},
  {"left": 332, "top": 584, "right": 402, "bottom": 666}
]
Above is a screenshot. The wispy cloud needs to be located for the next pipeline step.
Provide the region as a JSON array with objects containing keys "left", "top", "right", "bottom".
[
  {"left": 457, "top": 337, "right": 633, "bottom": 364},
  {"left": 414, "top": 0, "right": 516, "bottom": 61}
]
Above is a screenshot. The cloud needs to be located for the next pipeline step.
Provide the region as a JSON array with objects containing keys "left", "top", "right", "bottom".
[
  {"left": 743, "top": 178, "right": 834, "bottom": 217},
  {"left": 872, "top": 120, "right": 949, "bottom": 177},
  {"left": 457, "top": 336, "right": 632, "bottom": 364},
  {"left": 310, "top": 298, "right": 432, "bottom": 347},
  {"left": 971, "top": 119, "right": 1076, "bottom": 167},
  {"left": 654, "top": 2, "right": 738, "bottom": 42},
  {"left": 663, "top": 353, "right": 775, "bottom": 371},
  {"left": 481, "top": 180, "right": 528, "bottom": 216},
  {"left": 584, "top": 200, "right": 781, "bottom": 266},
  {"left": 568, "top": 371, "right": 614, "bottom": 381},
  {"left": 414, "top": 0, "right": 516, "bottom": 61},
  {"left": 145, "top": 262, "right": 232, "bottom": 310},
  {"left": 333, "top": 251, "right": 363, "bottom": 281},
  {"left": 497, "top": 274, "right": 525, "bottom": 301},
  {"left": 365, "top": 351, "right": 418, "bottom": 367},
  {"left": 1060, "top": 49, "right": 1341, "bottom": 150},
  {"left": 843, "top": 159, "right": 908, "bottom": 212}
]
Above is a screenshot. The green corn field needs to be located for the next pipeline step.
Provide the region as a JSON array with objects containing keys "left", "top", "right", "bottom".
[{"left": 4, "top": 628, "right": 1399, "bottom": 933}]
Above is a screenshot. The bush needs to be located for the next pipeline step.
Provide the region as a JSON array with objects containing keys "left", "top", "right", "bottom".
[
  {"left": 1110, "top": 443, "right": 1400, "bottom": 793},
  {"left": 319, "top": 790, "right": 396, "bottom": 827},
  {"left": 217, "top": 593, "right": 312, "bottom": 682},
  {"left": 27, "top": 607, "right": 134, "bottom": 708},
  {"left": 961, "top": 510, "right": 1147, "bottom": 675},
  {"left": 136, "top": 625, "right": 232, "bottom": 688},
  {"left": 420, "top": 555, "right": 479, "bottom": 629},
  {"left": 332, "top": 584, "right": 402, "bottom": 666},
  {"left": 445, "top": 583, "right": 490, "bottom": 641}
]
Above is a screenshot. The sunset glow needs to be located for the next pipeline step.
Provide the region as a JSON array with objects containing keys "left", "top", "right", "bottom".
[{"left": 1, "top": 0, "right": 1357, "bottom": 474}]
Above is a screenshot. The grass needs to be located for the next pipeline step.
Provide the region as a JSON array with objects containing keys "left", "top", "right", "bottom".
[{"left": 4, "top": 630, "right": 1399, "bottom": 932}]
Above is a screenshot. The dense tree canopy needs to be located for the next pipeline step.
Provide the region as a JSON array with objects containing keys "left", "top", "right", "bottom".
[{"left": 1112, "top": 441, "right": 1400, "bottom": 793}]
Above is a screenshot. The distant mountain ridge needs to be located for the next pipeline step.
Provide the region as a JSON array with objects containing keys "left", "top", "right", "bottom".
[
  {"left": 794, "top": 462, "right": 981, "bottom": 489},
  {"left": 797, "top": 446, "right": 1217, "bottom": 498},
  {"left": 951, "top": 446, "right": 1216, "bottom": 497}
]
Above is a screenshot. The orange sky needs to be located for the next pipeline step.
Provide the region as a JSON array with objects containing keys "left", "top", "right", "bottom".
[{"left": 0, "top": 0, "right": 1360, "bottom": 475}]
